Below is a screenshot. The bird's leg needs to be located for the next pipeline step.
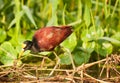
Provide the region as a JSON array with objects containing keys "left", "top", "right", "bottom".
[{"left": 49, "top": 51, "right": 60, "bottom": 76}]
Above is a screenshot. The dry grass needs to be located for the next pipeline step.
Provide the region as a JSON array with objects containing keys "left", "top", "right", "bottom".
[{"left": 0, "top": 54, "right": 120, "bottom": 83}]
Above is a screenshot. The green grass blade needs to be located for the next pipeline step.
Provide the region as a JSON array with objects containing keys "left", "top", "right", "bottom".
[
  {"left": 98, "top": 37, "right": 120, "bottom": 46},
  {"left": 22, "top": 5, "right": 38, "bottom": 29}
]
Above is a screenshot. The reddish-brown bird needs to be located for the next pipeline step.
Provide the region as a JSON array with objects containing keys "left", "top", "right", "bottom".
[{"left": 23, "top": 26, "right": 73, "bottom": 53}]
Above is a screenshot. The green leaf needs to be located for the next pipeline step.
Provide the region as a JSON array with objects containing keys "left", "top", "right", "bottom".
[
  {"left": 111, "top": 32, "right": 120, "bottom": 41},
  {"left": 7, "top": 27, "right": 16, "bottom": 37},
  {"left": 95, "top": 41, "right": 113, "bottom": 57},
  {"left": 61, "top": 32, "right": 77, "bottom": 52},
  {"left": 59, "top": 53, "right": 71, "bottom": 65},
  {"left": 0, "top": 42, "right": 17, "bottom": 65},
  {"left": 73, "top": 51, "right": 91, "bottom": 65},
  {"left": 0, "top": 29, "right": 6, "bottom": 43},
  {"left": 22, "top": 5, "right": 37, "bottom": 29},
  {"left": 81, "top": 26, "right": 104, "bottom": 42},
  {"left": 98, "top": 37, "right": 120, "bottom": 47},
  {"left": 82, "top": 41, "right": 95, "bottom": 53},
  {"left": 9, "top": 33, "right": 25, "bottom": 47}
]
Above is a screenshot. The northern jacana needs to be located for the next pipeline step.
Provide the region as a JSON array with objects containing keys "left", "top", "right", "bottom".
[
  {"left": 23, "top": 25, "right": 73, "bottom": 53},
  {"left": 21, "top": 25, "right": 73, "bottom": 76}
]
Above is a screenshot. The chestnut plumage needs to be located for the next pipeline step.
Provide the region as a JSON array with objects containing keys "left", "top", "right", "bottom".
[{"left": 23, "top": 26, "right": 73, "bottom": 53}]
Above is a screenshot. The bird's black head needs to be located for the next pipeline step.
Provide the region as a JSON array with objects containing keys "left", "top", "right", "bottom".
[
  {"left": 23, "top": 40, "right": 33, "bottom": 51},
  {"left": 23, "top": 39, "right": 40, "bottom": 53}
]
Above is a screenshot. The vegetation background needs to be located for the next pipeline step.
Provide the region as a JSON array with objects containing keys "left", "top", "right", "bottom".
[{"left": 0, "top": 0, "right": 120, "bottom": 82}]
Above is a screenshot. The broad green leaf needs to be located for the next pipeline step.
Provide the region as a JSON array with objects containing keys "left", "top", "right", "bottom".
[
  {"left": 59, "top": 53, "right": 71, "bottom": 65},
  {"left": 81, "top": 26, "right": 104, "bottom": 42},
  {"left": 9, "top": 36, "right": 19, "bottom": 47},
  {"left": 9, "top": 33, "right": 25, "bottom": 47},
  {"left": 0, "top": 29, "right": 6, "bottom": 43},
  {"left": 7, "top": 28, "right": 17, "bottom": 37},
  {"left": 95, "top": 41, "right": 113, "bottom": 57},
  {"left": 111, "top": 32, "right": 120, "bottom": 41},
  {"left": 61, "top": 32, "right": 77, "bottom": 52},
  {"left": 0, "top": 42, "right": 17, "bottom": 65},
  {"left": 82, "top": 41, "right": 95, "bottom": 53},
  {"left": 96, "top": 27, "right": 104, "bottom": 37},
  {"left": 73, "top": 51, "right": 91, "bottom": 66}
]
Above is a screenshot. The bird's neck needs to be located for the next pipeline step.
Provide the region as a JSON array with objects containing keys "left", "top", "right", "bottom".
[
  {"left": 31, "top": 37, "right": 40, "bottom": 53},
  {"left": 30, "top": 45, "right": 40, "bottom": 53}
]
